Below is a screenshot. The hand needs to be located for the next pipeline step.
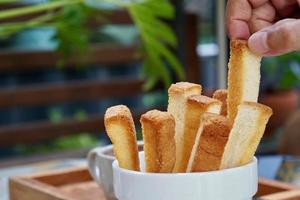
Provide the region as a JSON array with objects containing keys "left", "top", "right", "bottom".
[{"left": 226, "top": 0, "right": 300, "bottom": 56}]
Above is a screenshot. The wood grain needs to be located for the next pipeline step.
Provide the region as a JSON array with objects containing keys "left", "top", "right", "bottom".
[
  {"left": 260, "top": 190, "right": 300, "bottom": 200},
  {"left": 9, "top": 167, "right": 106, "bottom": 200},
  {"left": 0, "top": 106, "right": 151, "bottom": 147},
  {"left": 0, "top": 78, "right": 143, "bottom": 108},
  {"left": 257, "top": 178, "right": 299, "bottom": 196},
  {"left": 9, "top": 167, "right": 300, "bottom": 200},
  {"left": 0, "top": 45, "right": 139, "bottom": 71},
  {"left": 9, "top": 178, "right": 74, "bottom": 200}
]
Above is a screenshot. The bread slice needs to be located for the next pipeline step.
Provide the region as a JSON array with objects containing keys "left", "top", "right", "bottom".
[
  {"left": 227, "top": 40, "right": 262, "bottom": 122},
  {"left": 176, "top": 95, "right": 222, "bottom": 172},
  {"left": 220, "top": 102, "right": 273, "bottom": 169},
  {"left": 140, "top": 110, "right": 176, "bottom": 173},
  {"left": 167, "top": 82, "right": 202, "bottom": 172},
  {"left": 187, "top": 113, "right": 231, "bottom": 172},
  {"left": 213, "top": 89, "right": 228, "bottom": 116},
  {"left": 104, "top": 105, "right": 140, "bottom": 171}
]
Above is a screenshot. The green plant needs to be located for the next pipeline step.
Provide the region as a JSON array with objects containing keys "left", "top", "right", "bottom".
[
  {"left": 262, "top": 52, "right": 300, "bottom": 91},
  {"left": 0, "top": 0, "right": 185, "bottom": 89}
]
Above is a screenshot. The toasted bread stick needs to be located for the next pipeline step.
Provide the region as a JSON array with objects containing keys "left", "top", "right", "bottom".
[
  {"left": 177, "top": 95, "right": 222, "bottom": 172},
  {"left": 213, "top": 89, "right": 228, "bottom": 116},
  {"left": 104, "top": 105, "right": 140, "bottom": 171},
  {"left": 167, "top": 82, "right": 202, "bottom": 172},
  {"left": 140, "top": 110, "right": 176, "bottom": 173},
  {"left": 187, "top": 113, "right": 232, "bottom": 172},
  {"left": 220, "top": 102, "right": 273, "bottom": 169},
  {"left": 227, "top": 40, "right": 262, "bottom": 122}
]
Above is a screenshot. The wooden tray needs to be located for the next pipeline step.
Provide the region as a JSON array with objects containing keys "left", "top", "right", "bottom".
[{"left": 9, "top": 166, "right": 300, "bottom": 200}]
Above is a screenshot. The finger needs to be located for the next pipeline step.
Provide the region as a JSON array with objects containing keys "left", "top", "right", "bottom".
[
  {"left": 249, "top": 2, "right": 276, "bottom": 33},
  {"left": 226, "top": 0, "right": 252, "bottom": 39},
  {"left": 249, "top": 0, "right": 269, "bottom": 8},
  {"left": 248, "top": 19, "right": 300, "bottom": 56},
  {"left": 270, "top": 18, "right": 297, "bottom": 26},
  {"left": 271, "top": 0, "right": 298, "bottom": 17}
]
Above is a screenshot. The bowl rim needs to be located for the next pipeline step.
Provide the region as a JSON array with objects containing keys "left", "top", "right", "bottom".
[
  {"left": 112, "top": 151, "right": 257, "bottom": 177},
  {"left": 90, "top": 141, "right": 144, "bottom": 160}
]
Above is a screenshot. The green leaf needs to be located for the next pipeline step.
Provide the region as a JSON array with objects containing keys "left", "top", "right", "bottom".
[
  {"left": 143, "top": 73, "right": 159, "bottom": 91},
  {"left": 146, "top": 44, "right": 172, "bottom": 88},
  {"left": 0, "top": 12, "right": 55, "bottom": 38},
  {"left": 0, "top": 0, "right": 20, "bottom": 4},
  {"left": 138, "top": 19, "right": 177, "bottom": 47},
  {"left": 128, "top": 0, "right": 183, "bottom": 89},
  {"left": 131, "top": 4, "right": 174, "bottom": 34},
  {"left": 0, "top": 0, "right": 82, "bottom": 20},
  {"left": 143, "top": 33, "right": 185, "bottom": 80},
  {"left": 135, "top": 1, "right": 174, "bottom": 19}
]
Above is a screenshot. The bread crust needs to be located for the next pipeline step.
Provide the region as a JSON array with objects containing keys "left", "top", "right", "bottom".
[
  {"left": 140, "top": 110, "right": 176, "bottom": 173},
  {"left": 104, "top": 105, "right": 140, "bottom": 171},
  {"left": 213, "top": 89, "right": 228, "bottom": 116},
  {"left": 239, "top": 102, "right": 273, "bottom": 165},
  {"left": 177, "top": 95, "right": 222, "bottom": 172},
  {"left": 168, "top": 82, "right": 202, "bottom": 172},
  {"left": 220, "top": 101, "right": 273, "bottom": 169},
  {"left": 187, "top": 113, "right": 231, "bottom": 172},
  {"left": 242, "top": 101, "right": 273, "bottom": 115},
  {"left": 168, "top": 82, "right": 202, "bottom": 95},
  {"left": 227, "top": 40, "right": 262, "bottom": 122}
]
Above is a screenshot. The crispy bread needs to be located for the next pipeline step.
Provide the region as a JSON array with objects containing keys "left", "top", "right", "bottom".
[
  {"left": 167, "top": 82, "right": 202, "bottom": 172},
  {"left": 227, "top": 40, "right": 262, "bottom": 122},
  {"left": 213, "top": 89, "right": 228, "bottom": 116},
  {"left": 176, "top": 95, "right": 222, "bottom": 172},
  {"left": 140, "top": 110, "right": 176, "bottom": 173},
  {"left": 104, "top": 105, "right": 140, "bottom": 171},
  {"left": 187, "top": 113, "right": 231, "bottom": 172},
  {"left": 220, "top": 102, "right": 273, "bottom": 169}
]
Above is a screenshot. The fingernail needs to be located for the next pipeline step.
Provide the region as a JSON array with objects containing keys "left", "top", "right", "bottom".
[{"left": 248, "top": 32, "right": 269, "bottom": 54}]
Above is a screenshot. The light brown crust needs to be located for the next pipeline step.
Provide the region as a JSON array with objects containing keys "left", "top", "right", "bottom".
[
  {"left": 220, "top": 101, "right": 273, "bottom": 169},
  {"left": 242, "top": 101, "right": 273, "bottom": 116},
  {"left": 239, "top": 102, "right": 273, "bottom": 165},
  {"left": 104, "top": 105, "right": 140, "bottom": 171},
  {"left": 140, "top": 110, "right": 176, "bottom": 173},
  {"left": 227, "top": 40, "right": 262, "bottom": 122},
  {"left": 213, "top": 89, "right": 228, "bottom": 116},
  {"left": 188, "top": 95, "right": 222, "bottom": 107},
  {"left": 188, "top": 113, "right": 231, "bottom": 172},
  {"left": 168, "top": 82, "right": 202, "bottom": 172},
  {"left": 176, "top": 95, "right": 222, "bottom": 172},
  {"left": 168, "top": 82, "right": 202, "bottom": 95},
  {"left": 227, "top": 40, "right": 246, "bottom": 122}
]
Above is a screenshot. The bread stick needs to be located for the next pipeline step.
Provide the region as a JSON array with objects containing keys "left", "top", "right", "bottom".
[
  {"left": 187, "top": 113, "right": 231, "bottom": 172},
  {"left": 177, "top": 95, "right": 222, "bottom": 172},
  {"left": 220, "top": 102, "right": 272, "bottom": 169},
  {"left": 104, "top": 105, "right": 140, "bottom": 171},
  {"left": 213, "top": 89, "right": 228, "bottom": 116},
  {"left": 227, "top": 40, "right": 262, "bottom": 122},
  {"left": 140, "top": 110, "right": 176, "bottom": 173},
  {"left": 167, "top": 82, "right": 202, "bottom": 172}
]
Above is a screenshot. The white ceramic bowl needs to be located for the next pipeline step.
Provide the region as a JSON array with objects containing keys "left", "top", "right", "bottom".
[{"left": 113, "top": 152, "right": 257, "bottom": 200}]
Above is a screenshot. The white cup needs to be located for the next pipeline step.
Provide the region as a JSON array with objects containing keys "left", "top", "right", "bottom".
[
  {"left": 113, "top": 152, "right": 258, "bottom": 200},
  {"left": 87, "top": 142, "right": 144, "bottom": 200},
  {"left": 88, "top": 144, "right": 116, "bottom": 200}
]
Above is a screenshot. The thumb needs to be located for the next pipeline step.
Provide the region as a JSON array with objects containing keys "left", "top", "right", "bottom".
[{"left": 248, "top": 19, "right": 300, "bottom": 56}]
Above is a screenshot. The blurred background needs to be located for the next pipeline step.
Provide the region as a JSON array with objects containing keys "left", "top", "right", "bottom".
[{"left": 0, "top": 0, "right": 299, "bottom": 185}]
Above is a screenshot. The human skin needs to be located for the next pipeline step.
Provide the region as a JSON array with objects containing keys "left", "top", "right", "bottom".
[{"left": 226, "top": 0, "right": 300, "bottom": 56}]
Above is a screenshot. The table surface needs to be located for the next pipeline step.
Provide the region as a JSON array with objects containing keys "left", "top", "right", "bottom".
[
  {"left": 3, "top": 155, "right": 300, "bottom": 200},
  {"left": 0, "top": 159, "right": 86, "bottom": 200}
]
